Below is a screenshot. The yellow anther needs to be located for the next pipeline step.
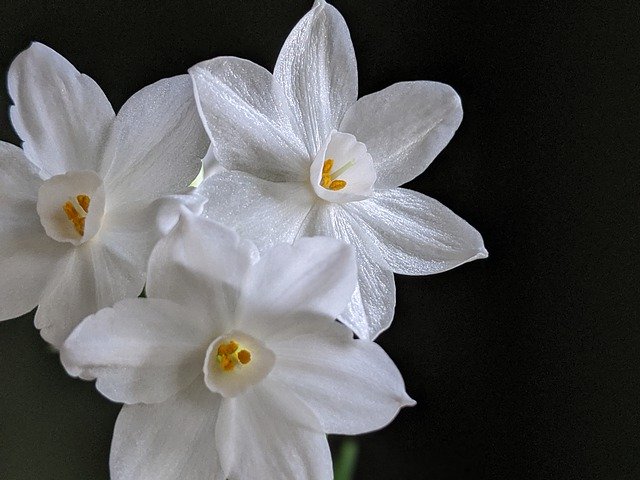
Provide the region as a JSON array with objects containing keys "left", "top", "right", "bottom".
[
  {"left": 319, "top": 158, "right": 355, "bottom": 191},
  {"left": 237, "top": 349, "right": 251, "bottom": 364},
  {"left": 328, "top": 180, "right": 347, "bottom": 190},
  {"left": 62, "top": 194, "right": 91, "bottom": 236},
  {"left": 216, "top": 340, "right": 251, "bottom": 372}
]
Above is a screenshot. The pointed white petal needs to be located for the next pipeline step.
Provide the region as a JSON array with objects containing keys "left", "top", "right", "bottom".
[
  {"left": 61, "top": 298, "right": 209, "bottom": 404},
  {"left": 110, "top": 380, "right": 224, "bottom": 480},
  {"left": 274, "top": 0, "right": 358, "bottom": 154},
  {"left": 340, "top": 81, "right": 463, "bottom": 188},
  {"left": 305, "top": 204, "right": 396, "bottom": 340},
  {"left": 7, "top": 42, "right": 114, "bottom": 176},
  {"left": 35, "top": 240, "right": 146, "bottom": 348},
  {"left": 271, "top": 319, "right": 414, "bottom": 434},
  {"left": 146, "top": 213, "right": 256, "bottom": 333},
  {"left": 346, "top": 188, "right": 487, "bottom": 274},
  {"left": 198, "top": 171, "right": 315, "bottom": 252},
  {"left": 0, "top": 142, "right": 67, "bottom": 320},
  {"left": 216, "top": 381, "right": 332, "bottom": 480},
  {"left": 236, "top": 236, "right": 357, "bottom": 339},
  {"left": 100, "top": 75, "right": 207, "bottom": 208},
  {"left": 190, "top": 57, "right": 308, "bottom": 181}
]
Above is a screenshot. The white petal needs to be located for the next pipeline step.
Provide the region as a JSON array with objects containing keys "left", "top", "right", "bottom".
[
  {"left": 100, "top": 75, "right": 207, "bottom": 208},
  {"left": 198, "top": 171, "right": 315, "bottom": 252},
  {"left": 305, "top": 203, "right": 396, "bottom": 340},
  {"left": 346, "top": 188, "right": 487, "bottom": 274},
  {"left": 270, "top": 319, "right": 414, "bottom": 434},
  {"left": 110, "top": 380, "right": 224, "bottom": 480},
  {"left": 274, "top": 0, "right": 358, "bottom": 154},
  {"left": 153, "top": 191, "right": 207, "bottom": 236},
  {"left": 216, "top": 381, "right": 332, "bottom": 480},
  {"left": 0, "top": 142, "right": 67, "bottom": 320},
  {"left": 340, "top": 81, "right": 463, "bottom": 189},
  {"left": 201, "top": 143, "right": 225, "bottom": 179},
  {"left": 146, "top": 212, "right": 256, "bottom": 332},
  {"left": 190, "top": 57, "right": 308, "bottom": 181},
  {"left": 7, "top": 42, "right": 114, "bottom": 176},
  {"left": 236, "top": 237, "right": 357, "bottom": 339},
  {"left": 61, "top": 298, "right": 209, "bottom": 404},
  {"left": 35, "top": 240, "right": 146, "bottom": 348}
]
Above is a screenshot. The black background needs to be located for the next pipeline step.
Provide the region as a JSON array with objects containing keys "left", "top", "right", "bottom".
[{"left": 0, "top": 1, "right": 638, "bottom": 479}]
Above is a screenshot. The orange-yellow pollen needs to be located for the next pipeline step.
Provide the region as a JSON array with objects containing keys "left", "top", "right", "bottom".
[
  {"left": 319, "top": 158, "right": 353, "bottom": 191},
  {"left": 216, "top": 340, "right": 252, "bottom": 372},
  {"left": 62, "top": 194, "right": 91, "bottom": 236}
]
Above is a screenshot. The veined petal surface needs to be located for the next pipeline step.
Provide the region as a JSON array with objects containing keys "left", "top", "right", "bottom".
[
  {"left": 305, "top": 203, "right": 396, "bottom": 340},
  {"left": 274, "top": 0, "right": 358, "bottom": 155},
  {"left": 340, "top": 81, "right": 463, "bottom": 189},
  {"left": 7, "top": 42, "right": 114, "bottom": 176},
  {"left": 190, "top": 57, "right": 308, "bottom": 182},
  {"left": 198, "top": 171, "right": 315, "bottom": 252},
  {"left": 100, "top": 75, "right": 206, "bottom": 208},
  {"left": 216, "top": 381, "right": 332, "bottom": 480},
  {"left": 110, "top": 380, "right": 224, "bottom": 480},
  {"left": 346, "top": 188, "right": 487, "bottom": 275},
  {"left": 270, "top": 319, "right": 414, "bottom": 434}
]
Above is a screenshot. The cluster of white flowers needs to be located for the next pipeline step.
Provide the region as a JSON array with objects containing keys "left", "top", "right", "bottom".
[{"left": 0, "top": 1, "right": 486, "bottom": 479}]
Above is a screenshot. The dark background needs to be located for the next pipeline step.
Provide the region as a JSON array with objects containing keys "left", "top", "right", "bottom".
[{"left": 0, "top": 0, "right": 638, "bottom": 479}]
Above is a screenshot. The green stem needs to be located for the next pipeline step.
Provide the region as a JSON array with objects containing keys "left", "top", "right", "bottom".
[{"left": 333, "top": 438, "right": 359, "bottom": 480}]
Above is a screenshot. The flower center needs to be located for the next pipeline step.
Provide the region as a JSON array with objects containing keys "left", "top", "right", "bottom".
[
  {"left": 320, "top": 158, "right": 356, "bottom": 191},
  {"left": 215, "top": 340, "right": 252, "bottom": 372},
  {"left": 62, "top": 194, "right": 91, "bottom": 236}
]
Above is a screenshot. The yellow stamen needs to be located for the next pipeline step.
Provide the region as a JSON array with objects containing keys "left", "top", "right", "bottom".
[
  {"left": 216, "top": 340, "right": 252, "bottom": 372},
  {"left": 319, "top": 159, "right": 355, "bottom": 191},
  {"left": 237, "top": 350, "right": 251, "bottom": 364},
  {"left": 62, "top": 194, "right": 91, "bottom": 236},
  {"left": 328, "top": 180, "right": 347, "bottom": 190}
]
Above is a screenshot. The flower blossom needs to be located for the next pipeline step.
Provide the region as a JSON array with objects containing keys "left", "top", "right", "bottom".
[
  {"left": 61, "top": 212, "right": 414, "bottom": 479},
  {"left": 190, "top": 0, "right": 487, "bottom": 340},
  {"left": 0, "top": 43, "right": 206, "bottom": 347}
]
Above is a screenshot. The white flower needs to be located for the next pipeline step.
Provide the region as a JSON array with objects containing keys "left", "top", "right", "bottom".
[
  {"left": 61, "top": 212, "right": 414, "bottom": 480},
  {"left": 0, "top": 43, "right": 207, "bottom": 347},
  {"left": 189, "top": 0, "right": 487, "bottom": 341}
]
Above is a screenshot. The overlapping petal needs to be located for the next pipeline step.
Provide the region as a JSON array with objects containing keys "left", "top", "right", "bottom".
[
  {"left": 34, "top": 240, "right": 146, "bottom": 348},
  {"left": 340, "top": 81, "right": 463, "bottom": 189},
  {"left": 100, "top": 75, "right": 207, "bottom": 207},
  {"left": 110, "top": 380, "right": 224, "bottom": 480},
  {"left": 346, "top": 188, "right": 487, "bottom": 275},
  {"left": 270, "top": 319, "right": 414, "bottom": 434},
  {"left": 7, "top": 42, "right": 114, "bottom": 176},
  {"left": 190, "top": 57, "right": 308, "bottom": 182},
  {"left": 146, "top": 212, "right": 257, "bottom": 332},
  {"left": 61, "top": 298, "right": 208, "bottom": 404},
  {"left": 305, "top": 203, "right": 396, "bottom": 340},
  {"left": 0, "top": 142, "right": 66, "bottom": 321},
  {"left": 216, "top": 381, "right": 332, "bottom": 480},
  {"left": 236, "top": 236, "right": 357, "bottom": 338},
  {"left": 274, "top": 0, "right": 358, "bottom": 154},
  {"left": 199, "top": 171, "right": 315, "bottom": 252}
]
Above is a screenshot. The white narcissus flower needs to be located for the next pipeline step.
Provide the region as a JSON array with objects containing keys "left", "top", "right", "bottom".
[
  {"left": 0, "top": 43, "right": 207, "bottom": 347},
  {"left": 189, "top": 0, "right": 487, "bottom": 341},
  {"left": 61, "top": 212, "right": 414, "bottom": 480}
]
